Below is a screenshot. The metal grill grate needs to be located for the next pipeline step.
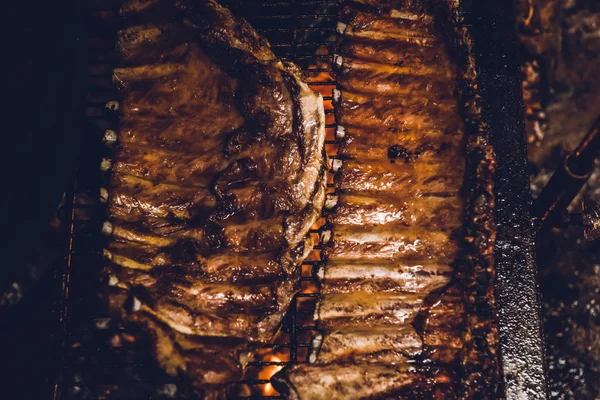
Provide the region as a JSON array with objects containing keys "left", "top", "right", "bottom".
[{"left": 54, "top": 0, "right": 339, "bottom": 399}]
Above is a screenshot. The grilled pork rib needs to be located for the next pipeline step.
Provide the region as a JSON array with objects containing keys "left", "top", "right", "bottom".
[
  {"left": 273, "top": 0, "right": 496, "bottom": 398},
  {"left": 103, "top": 0, "right": 326, "bottom": 397}
]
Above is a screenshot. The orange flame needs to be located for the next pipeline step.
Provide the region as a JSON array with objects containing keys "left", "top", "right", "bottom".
[{"left": 259, "top": 355, "right": 285, "bottom": 396}]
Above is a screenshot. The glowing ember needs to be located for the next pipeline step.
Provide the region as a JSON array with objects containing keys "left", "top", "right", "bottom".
[{"left": 259, "top": 355, "right": 285, "bottom": 396}]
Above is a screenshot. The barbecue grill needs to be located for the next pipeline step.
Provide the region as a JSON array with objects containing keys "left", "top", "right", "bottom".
[{"left": 50, "top": 0, "right": 549, "bottom": 398}]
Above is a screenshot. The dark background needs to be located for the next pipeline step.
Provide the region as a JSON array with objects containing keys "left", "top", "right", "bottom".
[
  {"left": 1, "top": 0, "right": 84, "bottom": 398},
  {"left": 517, "top": 0, "right": 600, "bottom": 397}
]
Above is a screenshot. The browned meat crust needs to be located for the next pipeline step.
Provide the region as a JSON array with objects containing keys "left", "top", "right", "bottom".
[
  {"left": 102, "top": 0, "right": 326, "bottom": 397},
  {"left": 434, "top": 0, "right": 501, "bottom": 396},
  {"left": 273, "top": 0, "right": 500, "bottom": 398}
]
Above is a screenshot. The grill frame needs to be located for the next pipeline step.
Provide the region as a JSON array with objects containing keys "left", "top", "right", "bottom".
[
  {"left": 467, "top": 0, "right": 548, "bottom": 397},
  {"left": 50, "top": 0, "right": 549, "bottom": 398}
]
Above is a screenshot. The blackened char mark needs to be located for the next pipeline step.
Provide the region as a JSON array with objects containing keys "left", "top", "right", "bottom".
[
  {"left": 388, "top": 143, "right": 448, "bottom": 163},
  {"left": 224, "top": 126, "right": 265, "bottom": 159},
  {"left": 211, "top": 158, "right": 263, "bottom": 220},
  {"left": 200, "top": 221, "right": 226, "bottom": 253},
  {"left": 388, "top": 144, "right": 422, "bottom": 163}
]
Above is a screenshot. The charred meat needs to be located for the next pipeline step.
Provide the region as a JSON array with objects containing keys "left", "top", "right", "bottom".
[
  {"left": 103, "top": 0, "right": 326, "bottom": 397},
  {"left": 273, "top": 0, "right": 499, "bottom": 398}
]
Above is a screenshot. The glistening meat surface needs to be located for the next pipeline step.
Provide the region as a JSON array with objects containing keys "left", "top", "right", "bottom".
[
  {"left": 102, "top": 0, "right": 326, "bottom": 397},
  {"left": 273, "top": 0, "right": 499, "bottom": 398}
]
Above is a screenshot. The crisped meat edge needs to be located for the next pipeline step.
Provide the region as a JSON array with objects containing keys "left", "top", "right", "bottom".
[{"left": 431, "top": 0, "right": 501, "bottom": 397}]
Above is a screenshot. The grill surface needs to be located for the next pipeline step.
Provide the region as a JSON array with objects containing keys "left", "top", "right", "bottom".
[
  {"left": 55, "top": 0, "right": 338, "bottom": 398},
  {"left": 53, "top": 0, "right": 549, "bottom": 399}
]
